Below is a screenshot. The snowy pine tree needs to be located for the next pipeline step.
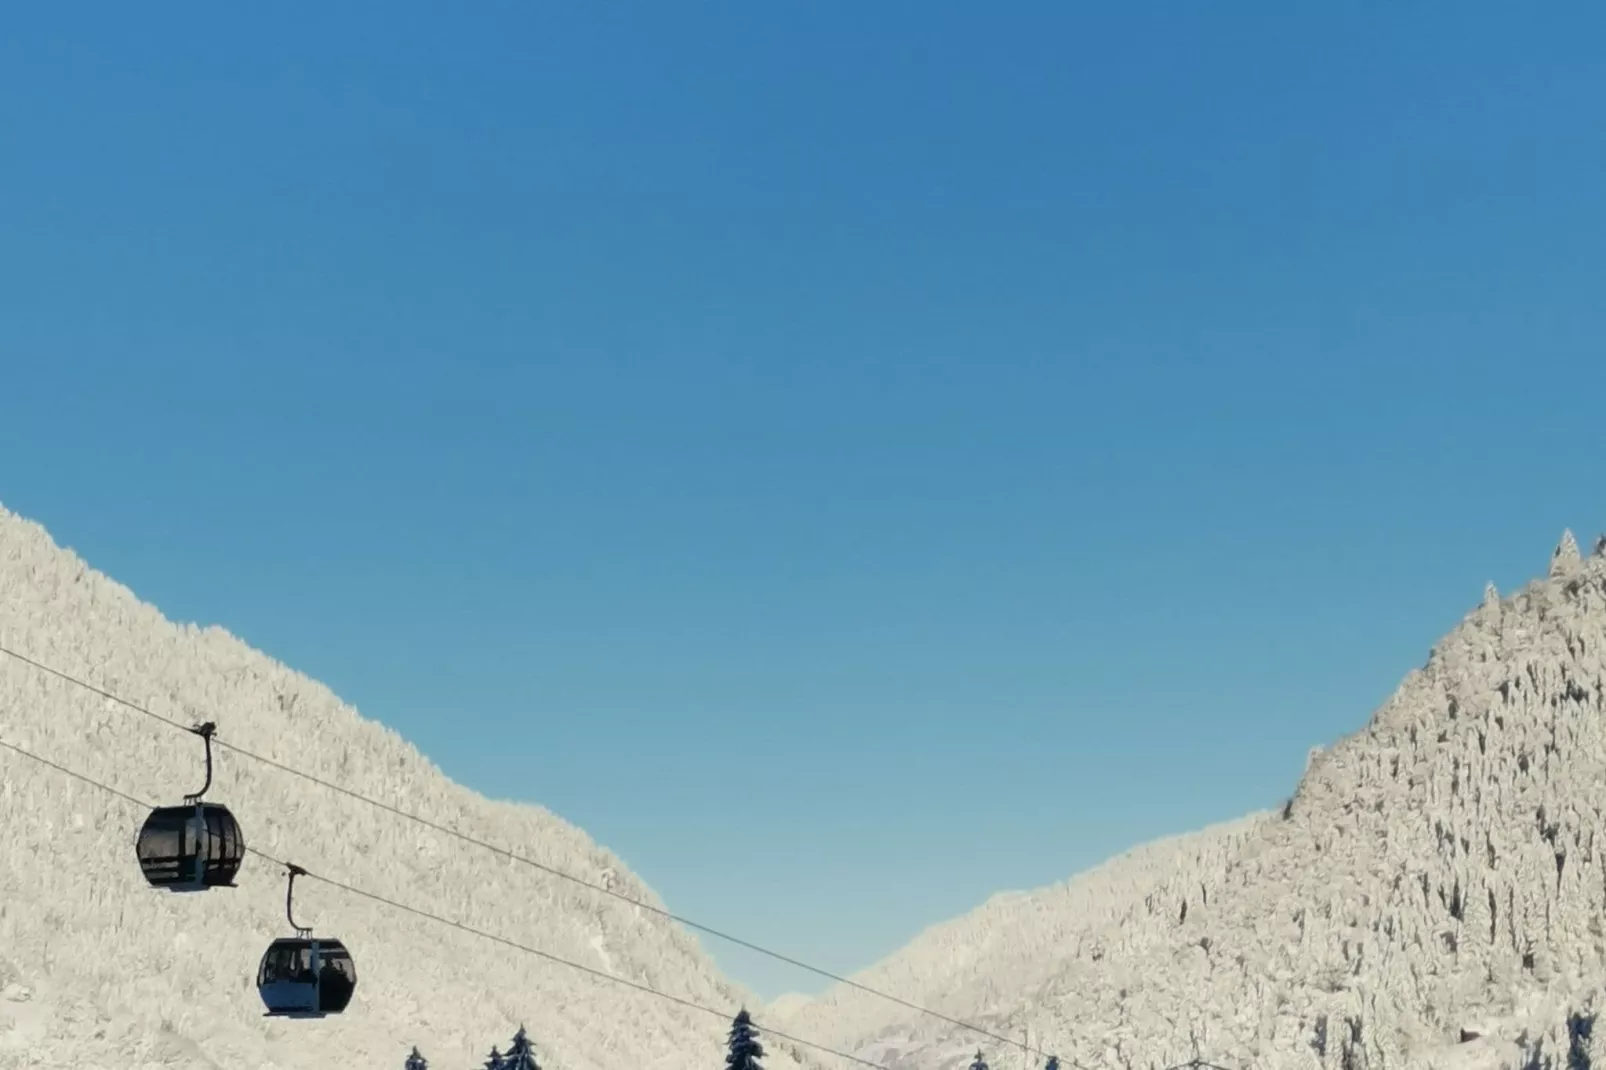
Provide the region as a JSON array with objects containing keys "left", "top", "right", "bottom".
[
  {"left": 1552, "top": 528, "right": 1582, "bottom": 576},
  {"left": 404, "top": 1047, "right": 428, "bottom": 1070},
  {"left": 1043, "top": 1057, "right": 1059, "bottom": 1070},
  {"left": 968, "top": 1051, "right": 989, "bottom": 1070},
  {"left": 483, "top": 1046, "right": 504, "bottom": 1070},
  {"left": 726, "top": 1009, "right": 765, "bottom": 1070},
  {"left": 502, "top": 1025, "right": 542, "bottom": 1070}
]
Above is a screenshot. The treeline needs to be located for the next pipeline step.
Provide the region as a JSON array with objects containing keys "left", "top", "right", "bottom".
[
  {"left": 401, "top": 1010, "right": 1058, "bottom": 1070},
  {"left": 403, "top": 1024, "right": 541, "bottom": 1070},
  {"left": 400, "top": 1009, "right": 764, "bottom": 1070}
]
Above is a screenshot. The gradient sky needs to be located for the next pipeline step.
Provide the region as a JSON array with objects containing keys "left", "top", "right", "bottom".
[{"left": 3, "top": 5, "right": 1605, "bottom": 1002}]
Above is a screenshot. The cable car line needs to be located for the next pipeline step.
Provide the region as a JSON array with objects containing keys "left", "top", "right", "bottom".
[
  {"left": 0, "top": 733, "right": 949, "bottom": 1070},
  {"left": 0, "top": 642, "right": 1056, "bottom": 1058},
  {"left": 2, "top": 704, "right": 1243, "bottom": 1070}
]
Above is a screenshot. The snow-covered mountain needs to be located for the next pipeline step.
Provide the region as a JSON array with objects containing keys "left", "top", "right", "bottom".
[
  {"left": 765, "top": 531, "right": 1606, "bottom": 1070},
  {"left": 0, "top": 504, "right": 824, "bottom": 1070},
  {"left": 11, "top": 495, "right": 1606, "bottom": 1070}
]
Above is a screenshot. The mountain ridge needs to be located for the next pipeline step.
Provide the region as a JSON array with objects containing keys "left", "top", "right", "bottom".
[
  {"left": 764, "top": 530, "right": 1606, "bottom": 1070},
  {"left": 0, "top": 503, "right": 823, "bottom": 1070}
]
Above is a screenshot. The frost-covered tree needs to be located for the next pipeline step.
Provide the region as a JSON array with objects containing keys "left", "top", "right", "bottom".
[
  {"left": 404, "top": 1047, "right": 428, "bottom": 1070},
  {"left": 502, "top": 1025, "right": 542, "bottom": 1070},
  {"left": 1551, "top": 528, "right": 1581, "bottom": 576},
  {"left": 726, "top": 1009, "right": 765, "bottom": 1070}
]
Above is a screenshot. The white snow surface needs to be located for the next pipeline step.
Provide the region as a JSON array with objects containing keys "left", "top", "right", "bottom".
[
  {"left": 0, "top": 505, "right": 823, "bottom": 1070},
  {"left": 763, "top": 531, "right": 1606, "bottom": 1070}
]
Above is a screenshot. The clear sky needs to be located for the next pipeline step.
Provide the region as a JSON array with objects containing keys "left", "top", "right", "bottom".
[{"left": 3, "top": 5, "right": 1605, "bottom": 1002}]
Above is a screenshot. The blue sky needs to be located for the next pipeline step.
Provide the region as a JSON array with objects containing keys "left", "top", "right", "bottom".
[{"left": 3, "top": 5, "right": 1605, "bottom": 1001}]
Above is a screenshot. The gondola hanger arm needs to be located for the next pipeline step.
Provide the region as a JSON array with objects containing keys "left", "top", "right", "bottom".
[
  {"left": 183, "top": 721, "right": 218, "bottom": 803},
  {"left": 285, "top": 863, "right": 312, "bottom": 937}
]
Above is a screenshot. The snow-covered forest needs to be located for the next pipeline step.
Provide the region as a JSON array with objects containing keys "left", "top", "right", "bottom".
[
  {"left": 7, "top": 501, "right": 1606, "bottom": 1069},
  {"left": 767, "top": 533, "right": 1606, "bottom": 1070},
  {"left": 0, "top": 504, "right": 824, "bottom": 1070}
]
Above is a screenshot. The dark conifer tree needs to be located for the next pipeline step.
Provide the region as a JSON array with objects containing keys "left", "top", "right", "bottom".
[
  {"left": 483, "top": 1046, "right": 505, "bottom": 1070},
  {"left": 503, "top": 1025, "right": 542, "bottom": 1070},
  {"left": 726, "top": 1008, "right": 765, "bottom": 1070},
  {"left": 1044, "top": 1057, "right": 1059, "bottom": 1070},
  {"left": 968, "top": 1051, "right": 989, "bottom": 1070},
  {"left": 404, "top": 1048, "right": 428, "bottom": 1070}
]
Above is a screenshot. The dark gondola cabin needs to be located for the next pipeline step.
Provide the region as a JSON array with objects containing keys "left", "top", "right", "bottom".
[
  {"left": 258, "top": 937, "right": 357, "bottom": 1017},
  {"left": 135, "top": 722, "right": 244, "bottom": 892},
  {"left": 136, "top": 802, "right": 245, "bottom": 891}
]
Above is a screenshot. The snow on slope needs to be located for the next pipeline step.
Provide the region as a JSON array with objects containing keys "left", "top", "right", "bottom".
[
  {"left": 765, "top": 815, "right": 1269, "bottom": 1061},
  {"left": 0, "top": 505, "right": 824, "bottom": 1070},
  {"left": 767, "top": 531, "right": 1606, "bottom": 1070}
]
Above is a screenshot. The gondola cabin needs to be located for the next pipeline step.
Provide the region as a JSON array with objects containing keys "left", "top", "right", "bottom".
[
  {"left": 135, "top": 802, "right": 245, "bottom": 891},
  {"left": 258, "top": 937, "right": 357, "bottom": 1018}
]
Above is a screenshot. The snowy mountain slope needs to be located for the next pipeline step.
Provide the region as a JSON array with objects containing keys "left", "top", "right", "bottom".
[
  {"left": 765, "top": 814, "right": 1269, "bottom": 1061},
  {"left": 766, "top": 531, "right": 1606, "bottom": 1070},
  {"left": 0, "top": 504, "right": 823, "bottom": 1070}
]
